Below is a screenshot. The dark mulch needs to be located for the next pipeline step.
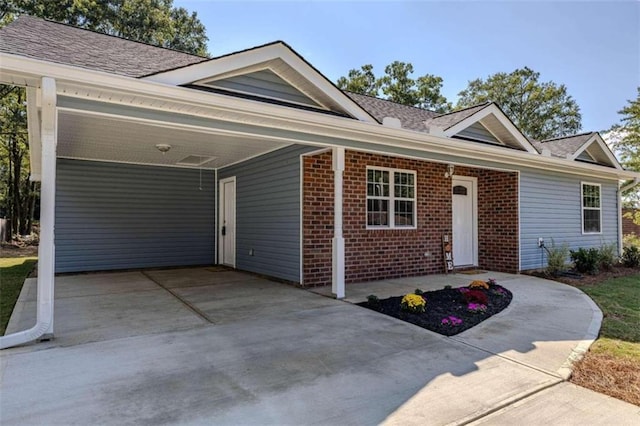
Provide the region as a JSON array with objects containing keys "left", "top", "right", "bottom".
[
  {"left": 525, "top": 266, "right": 640, "bottom": 287},
  {"left": 357, "top": 284, "right": 512, "bottom": 336}
]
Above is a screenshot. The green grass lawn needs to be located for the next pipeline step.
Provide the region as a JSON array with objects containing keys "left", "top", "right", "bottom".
[
  {"left": 0, "top": 257, "right": 37, "bottom": 335},
  {"left": 570, "top": 273, "right": 640, "bottom": 405},
  {"left": 580, "top": 274, "right": 640, "bottom": 359}
]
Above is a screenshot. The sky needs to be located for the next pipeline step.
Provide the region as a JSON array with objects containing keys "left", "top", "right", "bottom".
[{"left": 174, "top": 1, "right": 640, "bottom": 133}]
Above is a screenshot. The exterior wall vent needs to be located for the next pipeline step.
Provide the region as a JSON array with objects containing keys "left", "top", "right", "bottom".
[{"left": 176, "top": 155, "right": 216, "bottom": 166}]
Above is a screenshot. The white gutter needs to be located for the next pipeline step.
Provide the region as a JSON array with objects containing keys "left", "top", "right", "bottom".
[
  {"left": 0, "top": 77, "right": 57, "bottom": 350},
  {"left": 2, "top": 53, "right": 639, "bottom": 182},
  {"left": 620, "top": 177, "right": 640, "bottom": 193}
]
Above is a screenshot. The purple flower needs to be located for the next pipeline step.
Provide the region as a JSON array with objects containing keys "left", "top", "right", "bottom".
[
  {"left": 467, "top": 303, "right": 487, "bottom": 312},
  {"left": 459, "top": 287, "right": 470, "bottom": 293},
  {"left": 442, "top": 316, "right": 463, "bottom": 326}
]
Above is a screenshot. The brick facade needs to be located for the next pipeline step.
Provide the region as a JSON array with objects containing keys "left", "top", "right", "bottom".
[
  {"left": 302, "top": 150, "right": 519, "bottom": 287},
  {"left": 623, "top": 208, "right": 640, "bottom": 237}
]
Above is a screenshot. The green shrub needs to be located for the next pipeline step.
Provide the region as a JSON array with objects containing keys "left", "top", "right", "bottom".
[
  {"left": 546, "top": 239, "right": 569, "bottom": 276},
  {"left": 598, "top": 242, "right": 618, "bottom": 271},
  {"left": 366, "top": 295, "right": 380, "bottom": 307},
  {"left": 571, "top": 247, "right": 600, "bottom": 275},
  {"left": 623, "top": 233, "right": 640, "bottom": 248},
  {"left": 622, "top": 246, "right": 640, "bottom": 268},
  {"left": 414, "top": 288, "right": 424, "bottom": 295}
]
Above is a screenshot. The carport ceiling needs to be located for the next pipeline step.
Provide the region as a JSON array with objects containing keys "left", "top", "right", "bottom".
[{"left": 57, "top": 111, "right": 293, "bottom": 169}]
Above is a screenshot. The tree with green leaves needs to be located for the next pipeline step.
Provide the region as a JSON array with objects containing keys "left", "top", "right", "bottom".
[
  {"left": 456, "top": 67, "right": 582, "bottom": 140},
  {"left": 336, "top": 64, "right": 379, "bottom": 97},
  {"left": 5, "top": 0, "right": 209, "bottom": 56},
  {"left": 336, "top": 62, "right": 451, "bottom": 113},
  {"left": 610, "top": 87, "right": 640, "bottom": 207},
  {"left": 0, "top": 1, "right": 209, "bottom": 239}
]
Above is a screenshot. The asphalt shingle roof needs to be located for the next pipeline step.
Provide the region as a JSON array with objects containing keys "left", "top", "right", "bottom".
[
  {"left": 345, "top": 92, "right": 439, "bottom": 130},
  {"left": 0, "top": 15, "right": 207, "bottom": 78},
  {"left": 423, "top": 103, "right": 491, "bottom": 130},
  {"left": 533, "top": 132, "right": 595, "bottom": 158},
  {"left": 2, "top": 15, "right": 595, "bottom": 161}
]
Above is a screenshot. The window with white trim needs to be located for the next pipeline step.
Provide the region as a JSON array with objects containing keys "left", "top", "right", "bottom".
[
  {"left": 366, "top": 167, "right": 416, "bottom": 228},
  {"left": 581, "top": 183, "right": 601, "bottom": 234}
]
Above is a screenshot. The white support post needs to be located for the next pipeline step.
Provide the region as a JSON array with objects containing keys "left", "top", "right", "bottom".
[
  {"left": 37, "top": 77, "right": 58, "bottom": 337},
  {"left": 332, "top": 147, "right": 345, "bottom": 299},
  {"left": 0, "top": 77, "right": 57, "bottom": 349}
]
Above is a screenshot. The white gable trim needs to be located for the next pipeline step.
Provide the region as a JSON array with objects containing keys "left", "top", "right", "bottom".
[
  {"left": 443, "top": 104, "right": 538, "bottom": 153},
  {"left": 144, "top": 43, "right": 376, "bottom": 123},
  {"left": 4, "top": 53, "right": 639, "bottom": 181},
  {"left": 570, "top": 133, "right": 621, "bottom": 170}
]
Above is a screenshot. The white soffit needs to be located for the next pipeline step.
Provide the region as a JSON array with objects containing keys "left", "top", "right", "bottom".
[
  {"left": 571, "top": 133, "right": 621, "bottom": 169},
  {"left": 57, "top": 111, "right": 291, "bottom": 169},
  {"left": 142, "top": 43, "right": 376, "bottom": 122}
]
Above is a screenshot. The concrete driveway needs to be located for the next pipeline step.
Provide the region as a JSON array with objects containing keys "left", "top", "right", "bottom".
[{"left": 1, "top": 268, "right": 638, "bottom": 425}]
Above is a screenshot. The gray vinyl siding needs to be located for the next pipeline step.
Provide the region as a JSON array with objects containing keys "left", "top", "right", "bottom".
[
  {"left": 56, "top": 159, "right": 215, "bottom": 273},
  {"left": 203, "top": 70, "right": 320, "bottom": 107},
  {"left": 218, "top": 145, "right": 315, "bottom": 282},
  {"left": 520, "top": 169, "right": 619, "bottom": 270},
  {"left": 455, "top": 122, "right": 501, "bottom": 144}
]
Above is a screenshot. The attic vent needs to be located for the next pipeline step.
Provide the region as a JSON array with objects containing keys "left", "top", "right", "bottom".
[
  {"left": 382, "top": 117, "right": 402, "bottom": 128},
  {"left": 176, "top": 155, "right": 216, "bottom": 166}
]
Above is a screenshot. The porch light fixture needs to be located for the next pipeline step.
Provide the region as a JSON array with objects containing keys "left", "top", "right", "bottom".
[
  {"left": 155, "top": 143, "right": 172, "bottom": 154},
  {"left": 444, "top": 164, "right": 455, "bottom": 178}
]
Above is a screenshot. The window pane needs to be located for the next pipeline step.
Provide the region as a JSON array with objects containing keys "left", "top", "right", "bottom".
[
  {"left": 367, "top": 199, "right": 389, "bottom": 226},
  {"left": 394, "top": 172, "right": 415, "bottom": 199},
  {"left": 583, "top": 209, "right": 601, "bottom": 233},
  {"left": 582, "top": 185, "right": 600, "bottom": 208},
  {"left": 367, "top": 169, "right": 389, "bottom": 197},
  {"left": 394, "top": 200, "right": 414, "bottom": 226}
]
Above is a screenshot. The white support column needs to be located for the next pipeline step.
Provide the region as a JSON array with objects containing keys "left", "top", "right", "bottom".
[
  {"left": 38, "top": 77, "right": 58, "bottom": 337},
  {"left": 0, "top": 77, "right": 57, "bottom": 349},
  {"left": 332, "top": 147, "right": 345, "bottom": 299}
]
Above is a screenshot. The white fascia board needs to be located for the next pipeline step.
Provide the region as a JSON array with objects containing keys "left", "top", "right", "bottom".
[
  {"left": 443, "top": 104, "right": 538, "bottom": 154},
  {"left": 143, "top": 43, "right": 376, "bottom": 123},
  {"left": 570, "top": 133, "right": 622, "bottom": 170},
  {"left": 3, "top": 53, "right": 640, "bottom": 182},
  {"left": 26, "top": 87, "right": 42, "bottom": 181}
]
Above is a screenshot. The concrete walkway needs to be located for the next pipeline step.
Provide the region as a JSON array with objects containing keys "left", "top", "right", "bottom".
[{"left": 1, "top": 268, "right": 638, "bottom": 425}]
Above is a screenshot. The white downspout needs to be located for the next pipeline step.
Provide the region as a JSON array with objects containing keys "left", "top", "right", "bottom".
[
  {"left": 620, "top": 177, "right": 640, "bottom": 194},
  {"left": 618, "top": 177, "right": 640, "bottom": 256},
  {"left": 1, "top": 77, "right": 57, "bottom": 349},
  {"left": 332, "top": 147, "right": 345, "bottom": 299}
]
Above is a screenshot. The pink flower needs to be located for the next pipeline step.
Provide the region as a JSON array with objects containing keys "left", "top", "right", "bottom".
[{"left": 468, "top": 303, "right": 487, "bottom": 312}]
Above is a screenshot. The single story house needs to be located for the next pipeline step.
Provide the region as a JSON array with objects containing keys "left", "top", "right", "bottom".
[{"left": 1, "top": 16, "right": 638, "bottom": 348}]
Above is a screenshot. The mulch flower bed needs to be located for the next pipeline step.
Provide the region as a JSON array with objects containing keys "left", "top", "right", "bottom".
[{"left": 357, "top": 281, "right": 513, "bottom": 336}]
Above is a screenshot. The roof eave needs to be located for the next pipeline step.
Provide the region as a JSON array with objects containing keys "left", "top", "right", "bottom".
[{"left": 3, "top": 53, "right": 637, "bottom": 181}]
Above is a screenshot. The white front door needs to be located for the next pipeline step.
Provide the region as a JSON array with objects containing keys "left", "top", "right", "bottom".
[
  {"left": 219, "top": 177, "right": 236, "bottom": 267},
  {"left": 452, "top": 177, "right": 477, "bottom": 267}
]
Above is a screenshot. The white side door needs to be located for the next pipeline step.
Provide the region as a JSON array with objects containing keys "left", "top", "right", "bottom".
[
  {"left": 219, "top": 177, "right": 236, "bottom": 267},
  {"left": 452, "top": 177, "right": 478, "bottom": 267}
]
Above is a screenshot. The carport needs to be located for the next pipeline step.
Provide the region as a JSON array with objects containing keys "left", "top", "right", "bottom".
[{"left": 0, "top": 63, "right": 354, "bottom": 348}]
